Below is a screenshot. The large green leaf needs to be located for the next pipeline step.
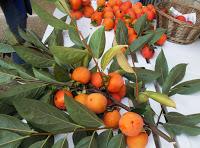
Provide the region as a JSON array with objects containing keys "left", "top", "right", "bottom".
[
  {"left": 50, "top": 46, "right": 88, "bottom": 65},
  {"left": 89, "top": 27, "right": 105, "bottom": 58},
  {"left": 68, "top": 25, "right": 84, "bottom": 48},
  {"left": 53, "top": 64, "right": 71, "bottom": 82},
  {"left": 31, "top": 1, "right": 69, "bottom": 30},
  {"left": 97, "top": 130, "right": 113, "bottom": 148},
  {"left": 107, "top": 134, "right": 126, "bottom": 148},
  {"left": 73, "top": 131, "right": 88, "bottom": 145},
  {"left": 121, "top": 68, "right": 160, "bottom": 83},
  {"left": 0, "top": 103, "right": 15, "bottom": 114},
  {"left": 169, "top": 79, "right": 200, "bottom": 96},
  {"left": 0, "top": 43, "right": 15, "bottom": 53},
  {"left": 13, "top": 98, "right": 83, "bottom": 134},
  {"left": 0, "top": 131, "right": 29, "bottom": 148},
  {"left": 13, "top": 46, "right": 55, "bottom": 68},
  {"left": 129, "top": 33, "right": 153, "bottom": 52},
  {"left": 0, "top": 82, "right": 48, "bottom": 103},
  {"left": 164, "top": 123, "right": 200, "bottom": 137},
  {"left": 0, "top": 59, "right": 35, "bottom": 79},
  {"left": 0, "top": 68, "right": 19, "bottom": 84},
  {"left": 0, "top": 114, "right": 34, "bottom": 134},
  {"left": 19, "top": 135, "right": 47, "bottom": 148},
  {"left": 46, "top": 28, "right": 63, "bottom": 47},
  {"left": 64, "top": 95, "right": 103, "bottom": 128},
  {"left": 134, "top": 14, "right": 147, "bottom": 35},
  {"left": 33, "top": 68, "right": 57, "bottom": 83},
  {"left": 101, "top": 45, "right": 128, "bottom": 70},
  {"left": 162, "top": 64, "right": 187, "bottom": 95},
  {"left": 52, "top": 137, "right": 68, "bottom": 148},
  {"left": 18, "top": 29, "right": 48, "bottom": 51},
  {"left": 54, "top": 0, "right": 70, "bottom": 14},
  {"left": 148, "top": 28, "right": 166, "bottom": 45},
  {"left": 116, "top": 20, "right": 128, "bottom": 45},
  {"left": 75, "top": 133, "right": 97, "bottom": 148},
  {"left": 165, "top": 112, "right": 200, "bottom": 126},
  {"left": 29, "top": 136, "right": 54, "bottom": 148},
  {"left": 155, "top": 50, "right": 168, "bottom": 86}
]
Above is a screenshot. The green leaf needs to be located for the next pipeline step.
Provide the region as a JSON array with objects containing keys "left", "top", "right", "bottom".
[
  {"left": 162, "top": 64, "right": 187, "bottom": 95},
  {"left": 109, "top": 58, "right": 120, "bottom": 73},
  {"left": 129, "top": 33, "right": 153, "bottom": 52},
  {"left": 54, "top": 0, "right": 70, "bottom": 14},
  {"left": 89, "top": 27, "right": 106, "bottom": 58},
  {"left": 143, "top": 105, "right": 156, "bottom": 124},
  {"left": 47, "top": 28, "right": 63, "bottom": 47},
  {"left": 64, "top": 95, "right": 103, "bottom": 128},
  {"left": 0, "top": 131, "right": 29, "bottom": 148},
  {"left": 169, "top": 79, "right": 200, "bottom": 96},
  {"left": 0, "top": 103, "right": 15, "bottom": 114},
  {"left": 107, "top": 134, "right": 126, "bottom": 148},
  {"left": 73, "top": 131, "right": 88, "bottom": 145},
  {"left": 97, "top": 130, "right": 113, "bottom": 148},
  {"left": 31, "top": 1, "right": 69, "bottom": 30},
  {"left": 164, "top": 123, "right": 200, "bottom": 137},
  {"left": 101, "top": 45, "right": 128, "bottom": 70},
  {"left": 53, "top": 64, "right": 71, "bottom": 82},
  {"left": 13, "top": 46, "right": 55, "bottom": 68},
  {"left": 0, "top": 82, "right": 48, "bottom": 103},
  {"left": 50, "top": 46, "right": 88, "bottom": 65},
  {"left": 68, "top": 25, "right": 84, "bottom": 48},
  {"left": 0, "top": 114, "right": 34, "bottom": 134},
  {"left": 18, "top": 29, "right": 48, "bottom": 51},
  {"left": 52, "top": 137, "right": 68, "bottom": 148},
  {"left": 134, "top": 14, "right": 147, "bottom": 35},
  {"left": 0, "top": 59, "right": 35, "bottom": 80},
  {"left": 0, "top": 68, "right": 19, "bottom": 84},
  {"left": 33, "top": 68, "right": 57, "bottom": 83},
  {"left": 116, "top": 20, "right": 128, "bottom": 45},
  {"left": 3, "top": 28, "right": 18, "bottom": 45},
  {"left": 165, "top": 112, "right": 200, "bottom": 126},
  {"left": 148, "top": 28, "right": 166, "bottom": 45},
  {"left": 75, "top": 132, "right": 97, "bottom": 148},
  {"left": 121, "top": 68, "right": 160, "bottom": 83},
  {"left": 13, "top": 98, "right": 83, "bottom": 134},
  {"left": 155, "top": 50, "right": 168, "bottom": 86},
  {"left": 29, "top": 136, "right": 54, "bottom": 148},
  {"left": 0, "top": 43, "right": 15, "bottom": 53},
  {"left": 40, "top": 91, "right": 52, "bottom": 104}
]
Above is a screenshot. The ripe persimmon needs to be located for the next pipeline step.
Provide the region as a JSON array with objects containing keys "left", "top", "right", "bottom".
[
  {"left": 71, "top": 67, "right": 91, "bottom": 84},
  {"left": 70, "top": 0, "right": 82, "bottom": 11},
  {"left": 156, "top": 34, "right": 167, "bottom": 46},
  {"left": 86, "top": 93, "right": 107, "bottom": 114},
  {"left": 54, "top": 90, "right": 73, "bottom": 110},
  {"left": 111, "top": 93, "right": 122, "bottom": 102},
  {"left": 128, "top": 34, "right": 137, "bottom": 45},
  {"left": 82, "top": 0, "right": 90, "bottom": 6},
  {"left": 107, "top": 0, "right": 116, "bottom": 7},
  {"left": 119, "top": 112, "right": 144, "bottom": 136},
  {"left": 74, "top": 93, "right": 88, "bottom": 105},
  {"left": 97, "top": 0, "right": 105, "bottom": 7},
  {"left": 103, "top": 110, "right": 121, "bottom": 128},
  {"left": 118, "top": 84, "right": 126, "bottom": 98},
  {"left": 107, "top": 72, "right": 124, "bottom": 93},
  {"left": 91, "top": 11, "right": 103, "bottom": 26},
  {"left": 90, "top": 72, "right": 104, "bottom": 88},
  {"left": 113, "top": 5, "right": 120, "bottom": 13},
  {"left": 115, "top": 10, "right": 124, "bottom": 19},
  {"left": 71, "top": 10, "right": 83, "bottom": 20},
  {"left": 83, "top": 6, "right": 94, "bottom": 18},
  {"left": 102, "top": 18, "right": 114, "bottom": 31},
  {"left": 126, "top": 132, "right": 148, "bottom": 148},
  {"left": 104, "top": 11, "right": 114, "bottom": 19},
  {"left": 120, "top": 1, "right": 132, "bottom": 12},
  {"left": 146, "top": 10, "right": 155, "bottom": 21},
  {"left": 103, "top": 6, "right": 113, "bottom": 13}
]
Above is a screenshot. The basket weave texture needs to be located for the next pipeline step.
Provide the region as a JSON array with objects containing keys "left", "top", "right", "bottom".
[{"left": 156, "top": 2, "right": 200, "bottom": 44}]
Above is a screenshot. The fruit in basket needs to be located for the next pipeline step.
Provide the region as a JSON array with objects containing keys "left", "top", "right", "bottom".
[
  {"left": 146, "top": 10, "right": 155, "bottom": 21},
  {"left": 69, "top": 0, "right": 82, "bottom": 11},
  {"left": 86, "top": 93, "right": 107, "bottom": 114},
  {"left": 71, "top": 66, "right": 91, "bottom": 84},
  {"left": 126, "top": 132, "right": 148, "bottom": 148},
  {"left": 102, "top": 18, "right": 114, "bottom": 31},
  {"left": 187, "top": 21, "right": 193, "bottom": 25},
  {"left": 91, "top": 11, "right": 103, "bottom": 26},
  {"left": 176, "top": 15, "right": 186, "bottom": 22},
  {"left": 140, "top": 45, "right": 155, "bottom": 60},
  {"left": 71, "top": 10, "right": 83, "bottom": 20},
  {"left": 119, "top": 112, "right": 144, "bottom": 136},
  {"left": 107, "top": 72, "right": 124, "bottom": 93},
  {"left": 97, "top": 0, "right": 106, "bottom": 7},
  {"left": 156, "top": 33, "right": 167, "bottom": 46},
  {"left": 103, "top": 110, "right": 121, "bottom": 128},
  {"left": 83, "top": 6, "right": 94, "bottom": 18},
  {"left": 90, "top": 72, "right": 104, "bottom": 88},
  {"left": 54, "top": 90, "right": 73, "bottom": 110},
  {"left": 74, "top": 93, "right": 88, "bottom": 105}
]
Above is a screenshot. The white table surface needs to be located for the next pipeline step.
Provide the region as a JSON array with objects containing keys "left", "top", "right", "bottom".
[{"left": 42, "top": 7, "right": 200, "bottom": 148}]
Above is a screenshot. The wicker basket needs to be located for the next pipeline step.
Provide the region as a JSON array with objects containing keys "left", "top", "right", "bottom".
[{"left": 156, "top": 2, "right": 200, "bottom": 44}]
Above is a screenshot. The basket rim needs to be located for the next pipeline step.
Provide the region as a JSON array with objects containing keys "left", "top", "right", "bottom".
[{"left": 156, "top": 1, "right": 200, "bottom": 29}]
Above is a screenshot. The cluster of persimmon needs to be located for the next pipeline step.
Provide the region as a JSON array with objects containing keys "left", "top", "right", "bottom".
[{"left": 54, "top": 66, "right": 148, "bottom": 148}]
